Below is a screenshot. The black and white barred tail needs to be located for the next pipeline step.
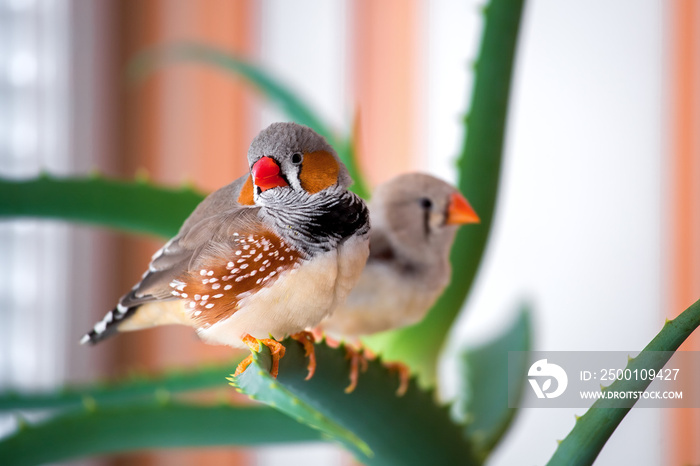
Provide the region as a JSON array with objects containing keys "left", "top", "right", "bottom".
[{"left": 80, "top": 304, "right": 138, "bottom": 345}]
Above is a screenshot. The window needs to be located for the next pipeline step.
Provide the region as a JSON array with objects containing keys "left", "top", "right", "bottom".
[{"left": 0, "top": 0, "right": 72, "bottom": 436}]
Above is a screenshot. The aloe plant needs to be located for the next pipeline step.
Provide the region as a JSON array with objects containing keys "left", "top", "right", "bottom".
[
  {"left": 231, "top": 338, "right": 478, "bottom": 465},
  {"left": 0, "top": 361, "right": 236, "bottom": 411},
  {"left": 1, "top": 1, "right": 528, "bottom": 462},
  {"left": 455, "top": 305, "right": 533, "bottom": 460},
  {"left": 0, "top": 403, "right": 320, "bottom": 466},
  {"left": 0, "top": 173, "right": 203, "bottom": 238},
  {"left": 3, "top": 0, "right": 697, "bottom": 464},
  {"left": 547, "top": 298, "right": 700, "bottom": 466},
  {"left": 0, "top": 315, "right": 526, "bottom": 465}
]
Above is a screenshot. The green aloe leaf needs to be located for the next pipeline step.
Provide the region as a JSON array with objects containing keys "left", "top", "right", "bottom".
[
  {"left": 0, "top": 361, "right": 240, "bottom": 412},
  {"left": 0, "top": 174, "right": 204, "bottom": 239},
  {"left": 128, "top": 42, "right": 370, "bottom": 199},
  {"left": 547, "top": 297, "right": 700, "bottom": 466},
  {"left": 0, "top": 402, "right": 320, "bottom": 466},
  {"left": 128, "top": 43, "right": 330, "bottom": 143},
  {"left": 233, "top": 337, "right": 478, "bottom": 466},
  {"left": 336, "top": 130, "right": 370, "bottom": 200},
  {"left": 363, "top": 0, "right": 526, "bottom": 388},
  {"left": 232, "top": 344, "right": 371, "bottom": 459},
  {"left": 455, "top": 304, "right": 533, "bottom": 460}
]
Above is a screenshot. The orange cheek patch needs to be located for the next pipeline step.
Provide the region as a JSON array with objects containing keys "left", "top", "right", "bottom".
[
  {"left": 237, "top": 175, "right": 255, "bottom": 205},
  {"left": 299, "top": 151, "right": 339, "bottom": 194}
]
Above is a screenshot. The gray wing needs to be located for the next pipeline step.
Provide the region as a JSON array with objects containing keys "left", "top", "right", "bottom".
[
  {"left": 367, "top": 226, "right": 395, "bottom": 263},
  {"left": 119, "top": 173, "right": 251, "bottom": 305},
  {"left": 366, "top": 224, "right": 422, "bottom": 276},
  {"left": 82, "top": 174, "right": 255, "bottom": 344}
]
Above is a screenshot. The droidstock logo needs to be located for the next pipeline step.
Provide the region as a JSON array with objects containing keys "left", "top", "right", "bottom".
[{"left": 528, "top": 359, "right": 568, "bottom": 399}]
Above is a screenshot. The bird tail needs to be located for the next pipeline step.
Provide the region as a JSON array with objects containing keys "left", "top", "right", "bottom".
[{"left": 80, "top": 304, "right": 138, "bottom": 345}]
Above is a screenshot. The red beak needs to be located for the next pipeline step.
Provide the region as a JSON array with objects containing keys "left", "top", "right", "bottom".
[
  {"left": 251, "top": 156, "right": 288, "bottom": 192},
  {"left": 446, "top": 192, "right": 480, "bottom": 225}
]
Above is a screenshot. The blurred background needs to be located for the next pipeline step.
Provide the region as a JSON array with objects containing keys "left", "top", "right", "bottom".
[{"left": 1, "top": 0, "right": 699, "bottom": 465}]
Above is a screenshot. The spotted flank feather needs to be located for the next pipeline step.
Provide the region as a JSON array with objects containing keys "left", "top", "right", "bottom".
[{"left": 172, "top": 230, "right": 301, "bottom": 326}]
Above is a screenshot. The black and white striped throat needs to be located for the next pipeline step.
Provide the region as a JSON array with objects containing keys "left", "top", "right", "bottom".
[{"left": 260, "top": 188, "right": 369, "bottom": 256}]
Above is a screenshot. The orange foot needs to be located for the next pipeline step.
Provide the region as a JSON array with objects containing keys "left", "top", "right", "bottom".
[
  {"left": 234, "top": 334, "right": 286, "bottom": 378},
  {"left": 344, "top": 345, "right": 369, "bottom": 394},
  {"left": 310, "top": 327, "right": 340, "bottom": 349},
  {"left": 384, "top": 361, "right": 411, "bottom": 397},
  {"left": 290, "top": 331, "right": 317, "bottom": 380},
  {"left": 310, "top": 327, "right": 324, "bottom": 342}
]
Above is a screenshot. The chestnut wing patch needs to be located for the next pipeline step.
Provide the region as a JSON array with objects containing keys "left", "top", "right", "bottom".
[{"left": 170, "top": 229, "right": 301, "bottom": 326}]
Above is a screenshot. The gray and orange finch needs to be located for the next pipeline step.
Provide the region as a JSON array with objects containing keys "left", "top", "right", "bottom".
[{"left": 82, "top": 122, "right": 371, "bottom": 377}]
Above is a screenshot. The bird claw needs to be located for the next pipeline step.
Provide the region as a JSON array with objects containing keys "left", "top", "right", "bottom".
[
  {"left": 233, "top": 354, "right": 254, "bottom": 377},
  {"left": 344, "top": 345, "right": 369, "bottom": 393},
  {"left": 384, "top": 361, "right": 411, "bottom": 396},
  {"left": 235, "top": 334, "right": 286, "bottom": 378},
  {"left": 310, "top": 327, "right": 324, "bottom": 342},
  {"left": 340, "top": 342, "right": 410, "bottom": 396},
  {"left": 290, "top": 331, "right": 317, "bottom": 380},
  {"left": 310, "top": 327, "right": 340, "bottom": 348}
]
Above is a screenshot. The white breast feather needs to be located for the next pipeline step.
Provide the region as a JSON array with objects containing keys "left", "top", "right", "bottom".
[
  {"left": 198, "top": 251, "right": 340, "bottom": 347},
  {"left": 320, "top": 261, "right": 443, "bottom": 338}
]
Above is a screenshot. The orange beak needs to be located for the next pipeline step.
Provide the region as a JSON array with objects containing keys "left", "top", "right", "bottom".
[
  {"left": 252, "top": 156, "right": 288, "bottom": 192},
  {"left": 446, "top": 192, "right": 480, "bottom": 225}
]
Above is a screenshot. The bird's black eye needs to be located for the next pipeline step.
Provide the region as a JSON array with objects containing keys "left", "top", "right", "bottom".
[
  {"left": 291, "top": 153, "right": 303, "bottom": 164},
  {"left": 419, "top": 197, "right": 433, "bottom": 210}
]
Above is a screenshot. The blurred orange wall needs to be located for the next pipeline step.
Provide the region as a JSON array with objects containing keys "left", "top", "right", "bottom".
[
  {"left": 668, "top": 0, "right": 700, "bottom": 464},
  {"left": 353, "top": 0, "right": 421, "bottom": 186},
  {"left": 113, "top": 1, "right": 257, "bottom": 465}
]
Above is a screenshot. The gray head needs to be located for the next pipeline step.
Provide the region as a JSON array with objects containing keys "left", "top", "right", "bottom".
[
  {"left": 246, "top": 122, "right": 352, "bottom": 203},
  {"left": 370, "top": 173, "right": 479, "bottom": 266}
]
